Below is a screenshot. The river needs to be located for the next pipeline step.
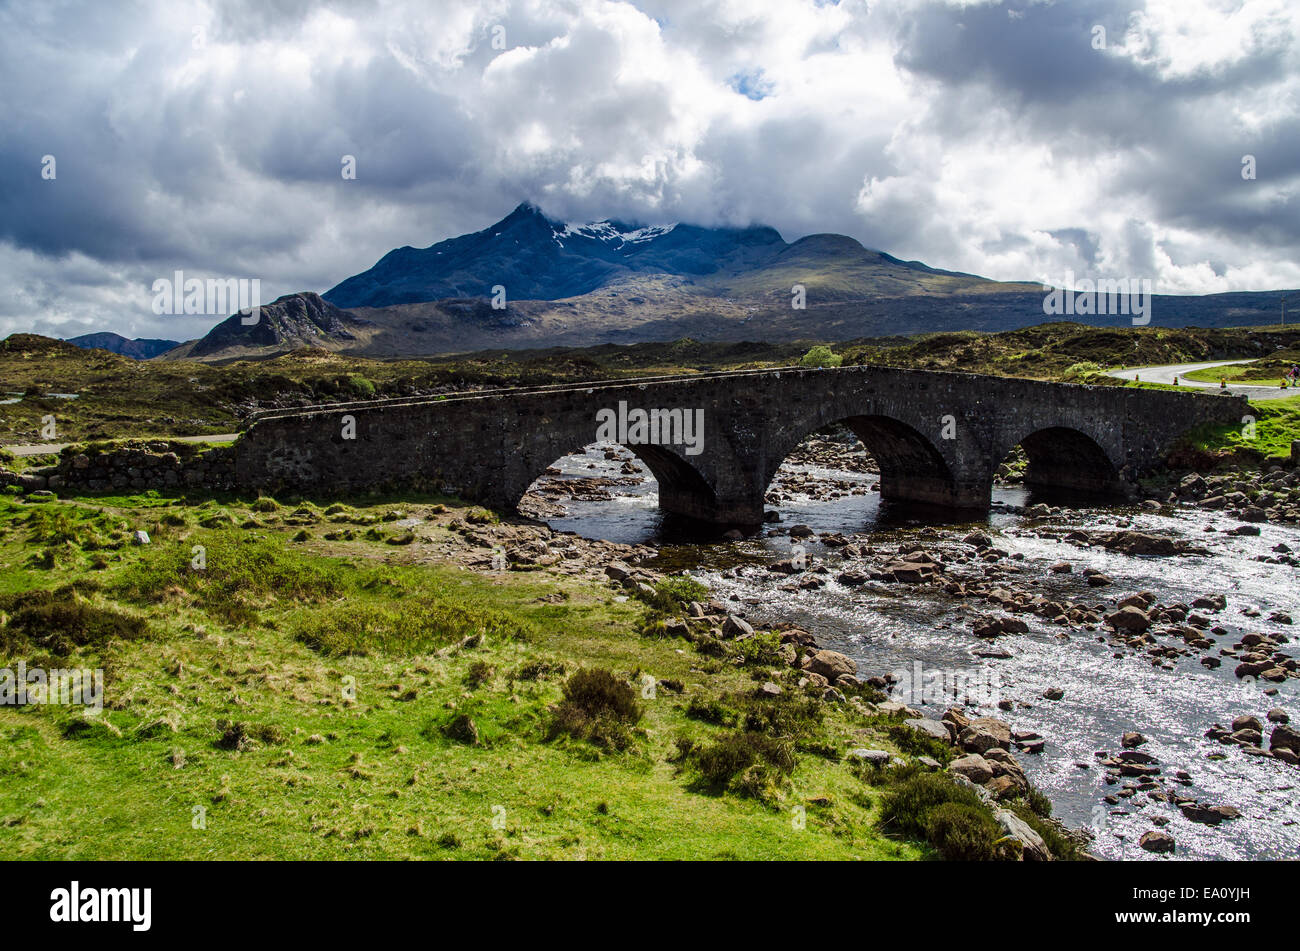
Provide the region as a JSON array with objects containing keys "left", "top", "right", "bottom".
[{"left": 528, "top": 443, "right": 1300, "bottom": 860}]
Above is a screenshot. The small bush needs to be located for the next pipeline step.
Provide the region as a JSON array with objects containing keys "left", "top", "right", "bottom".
[
  {"left": 547, "top": 668, "right": 642, "bottom": 751},
  {"left": 636, "top": 575, "right": 709, "bottom": 614},
  {"left": 690, "top": 731, "right": 796, "bottom": 800},
  {"left": 465, "top": 660, "right": 494, "bottom": 689},
  {"left": 879, "top": 772, "right": 987, "bottom": 839},
  {"left": 465, "top": 507, "right": 499, "bottom": 525},
  {"left": 346, "top": 375, "right": 376, "bottom": 398},
  {"left": 886, "top": 722, "right": 954, "bottom": 763},
  {"left": 1061, "top": 361, "right": 1103, "bottom": 383},
  {"left": 732, "top": 630, "right": 785, "bottom": 667},
  {"left": 441, "top": 714, "right": 479, "bottom": 745},
  {"left": 922, "top": 802, "right": 1004, "bottom": 860},
  {"left": 1007, "top": 802, "right": 1083, "bottom": 860},
  {"left": 685, "top": 696, "right": 737, "bottom": 727},
  {"left": 514, "top": 659, "right": 565, "bottom": 681},
  {"left": 799, "top": 345, "right": 843, "bottom": 369}
]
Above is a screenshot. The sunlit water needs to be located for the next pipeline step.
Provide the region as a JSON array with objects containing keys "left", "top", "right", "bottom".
[{"left": 532, "top": 448, "right": 1300, "bottom": 860}]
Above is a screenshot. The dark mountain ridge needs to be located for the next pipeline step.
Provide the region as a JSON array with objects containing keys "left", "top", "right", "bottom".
[{"left": 67, "top": 332, "right": 179, "bottom": 360}]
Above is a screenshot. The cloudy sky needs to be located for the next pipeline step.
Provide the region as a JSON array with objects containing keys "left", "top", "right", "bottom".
[{"left": 2, "top": 0, "right": 1297, "bottom": 342}]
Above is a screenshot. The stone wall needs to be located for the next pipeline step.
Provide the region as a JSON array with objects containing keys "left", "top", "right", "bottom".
[{"left": 1, "top": 443, "right": 237, "bottom": 494}]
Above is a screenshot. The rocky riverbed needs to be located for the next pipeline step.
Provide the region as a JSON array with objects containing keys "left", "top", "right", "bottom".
[{"left": 508, "top": 434, "right": 1300, "bottom": 860}]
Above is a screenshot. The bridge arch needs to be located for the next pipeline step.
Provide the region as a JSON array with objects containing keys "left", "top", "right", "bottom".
[
  {"left": 512, "top": 438, "right": 718, "bottom": 522},
  {"left": 998, "top": 425, "right": 1123, "bottom": 497},
  {"left": 765, "top": 413, "right": 967, "bottom": 511}
]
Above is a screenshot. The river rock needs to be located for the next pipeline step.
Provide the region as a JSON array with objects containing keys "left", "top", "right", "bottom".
[
  {"left": 904, "top": 717, "right": 952, "bottom": 744},
  {"left": 959, "top": 717, "right": 1012, "bottom": 754},
  {"left": 942, "top": 708, "right": 971, "bottom": 733},
  {"left": 847, "top": 748, "right": 891, "bottom": 766},
  {"left": 1179, "top": 803, "right": 1240, "bottom": 825},
  {"left": 1102, "top": 531, "right": 1189, "bottom": 556},
  {"left": 949, "top": 753, "right": 994, "bottom": 784},
  {"left": 994, "top": 809, "right": 1052, "bottom": 861},
  {"left": 721, "top": 615, "right": 754, "bottom": 639},
  {"left": 804, "top": 649, "right": 856, "bottom": 681},
  {"left": 1139, "top": 830, "right": 1176, "bottom": 854},
  {"left": 1270, "top": 723, "right": 1300, "bottom": 755},
  {"left": 1231, "top": 714, "right": 1263, "bottom": 733},
  {"left": 1105, "top": 606, "right": 1152, "bottom": 632}
]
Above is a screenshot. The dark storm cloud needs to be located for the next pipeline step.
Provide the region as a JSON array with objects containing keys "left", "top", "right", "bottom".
[
  {"left": 890, "top": 0, "right": 1300, "bottom": 249},
  {"left": 0, "top": 0, "right": 1296, "bottom": 340}
]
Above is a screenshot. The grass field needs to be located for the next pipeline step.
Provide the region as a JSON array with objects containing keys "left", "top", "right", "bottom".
[
  {"left": 1179, "top": 394, "right": 1300, "bottom": 460},
  {"left": 0, "top": 490, "right": 982, "bottom": 860},
  {"left": 1183, "top": 363, "right": 1293, "bottom": 388}
]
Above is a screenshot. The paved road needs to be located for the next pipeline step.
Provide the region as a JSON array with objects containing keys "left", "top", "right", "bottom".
[
  {"left": 2, "top": 433, "right": 240, "bottom": 457},
  {"left": 1107, "top": 360, "right": 1297, "bottom": 401}
]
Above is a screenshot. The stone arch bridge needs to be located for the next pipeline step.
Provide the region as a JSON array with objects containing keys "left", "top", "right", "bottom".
[{"left": 234, "top": 366, "right": 1247, "bottom": 527}]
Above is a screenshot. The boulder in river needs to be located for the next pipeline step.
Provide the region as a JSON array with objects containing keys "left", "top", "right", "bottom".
[
  {"left": 1101, "top": 531, "right": 1201, "bottom": 557},
  {"left": 1105, "top": 606, "right": 1152, "bottom": 632},
  {"left": 1139, "top": 830, "right": 1176, "bottom": 854},
  {"left": 959, "top": 717, "right": 1012, "bottom": 754},
  {"left": 1270, "top": 723, "right": 1300, "bottom": 755}
]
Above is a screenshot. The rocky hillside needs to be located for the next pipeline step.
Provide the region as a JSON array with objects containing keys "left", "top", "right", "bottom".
[{"left": 163, "top": 292, "right": 375, "bottom": 362}]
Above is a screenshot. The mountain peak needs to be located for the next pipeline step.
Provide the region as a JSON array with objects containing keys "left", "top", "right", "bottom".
[
  {"left": 503, "top": 200, "right": 552, "bottom": 223},
  {"left": 323, "top": 204, "right": 780, "bottom": 308}
]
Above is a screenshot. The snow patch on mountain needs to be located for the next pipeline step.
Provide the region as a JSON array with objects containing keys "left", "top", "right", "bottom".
[{"left": 554, "top": 220, "right": 676, "bottom": 248}]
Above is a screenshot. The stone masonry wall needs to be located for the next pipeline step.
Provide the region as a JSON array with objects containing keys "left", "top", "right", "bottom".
[{"left": 1, "top": 443, "right": 237, "bottom": 494}]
